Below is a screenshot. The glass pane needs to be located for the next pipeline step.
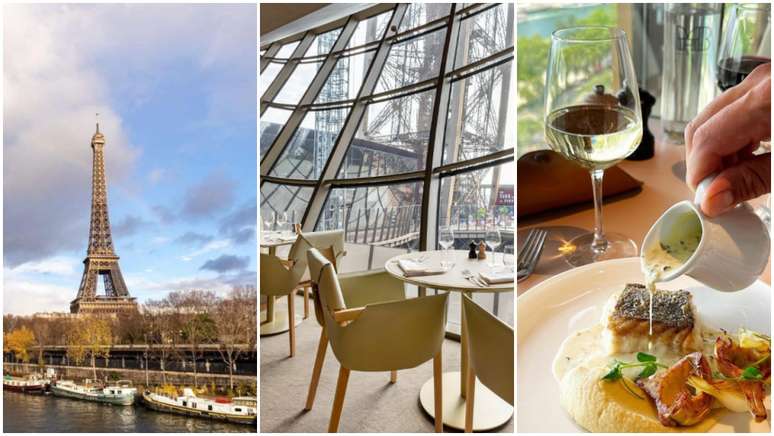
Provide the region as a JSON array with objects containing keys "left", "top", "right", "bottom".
[
  {"left": 454, "top": 3, "right": 514, "bottom": 68},
  {"left": 260, "top": 182, "right": 312, "bottom": 227},
  {"left": 438, "top": 162, "right": 515, "bottom": 248},
  {"left": 338, "top": 89, "right": 435, "bottom": 178},
  {"left": 399, "top": 3, "right": 452, "bottom": 32},
  {"left": 275, "top": 40, "right": 300, "bottom": 58},
  {"left": 316, "top": 182, "right": 423, "bottom": 272},
  {"left": 273, "top": 61, "right": 322, "bottom": 105},
  {"left": 375, "top": 28, "right": 447, "bottom": 94},
  {"left": 307, "top": 27, "right": 343, "bottom": 57},
  {"left": 315, "top": 51, "right": 375, "bottom": 103},
  {"left": 347, "top": 11, "right": 392, "bottom": 48},
  {"left": 269, "top": 108, "right": 350, "bottom": 180},
  {"left": 443, "top": 60, "right": 515, "bottom": 164},
  {"left": 260, "top": 107, "right": 292, "bottom": 156},
  {"left": 260, "top": 62, "right": 283, "bottom": 96}
]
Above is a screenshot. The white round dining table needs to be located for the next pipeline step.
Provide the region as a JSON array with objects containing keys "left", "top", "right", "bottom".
[{"left": 384, "top": 250, "right": 514, "bottom": 431}]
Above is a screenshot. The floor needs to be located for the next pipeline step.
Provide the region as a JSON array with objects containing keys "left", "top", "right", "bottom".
[{"left": 260, "top": 295, "right": 514, "bottom": 433}]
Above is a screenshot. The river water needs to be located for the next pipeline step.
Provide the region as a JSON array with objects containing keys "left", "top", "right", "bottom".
[{"left": 3, "top": 391, "right": 255, "bottom": 433}]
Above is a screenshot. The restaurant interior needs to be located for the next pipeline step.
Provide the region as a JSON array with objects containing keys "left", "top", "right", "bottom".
[{"left": 259, "top": 2, "right": 515, "bottom": 433}]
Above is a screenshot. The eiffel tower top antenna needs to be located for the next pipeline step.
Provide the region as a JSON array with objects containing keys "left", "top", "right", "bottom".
[{"left": 96, "top": 112, "right": 99, "bottom": 133}]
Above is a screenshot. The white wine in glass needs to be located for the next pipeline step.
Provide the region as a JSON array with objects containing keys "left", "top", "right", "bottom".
[{"left": 544, "top": 27, "right": 643, "bottom": 266}]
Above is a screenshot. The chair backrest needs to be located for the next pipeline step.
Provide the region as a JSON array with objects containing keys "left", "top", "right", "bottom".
[
  {"left": 462, "top": 295, "right": 514, "bottom": 405},
  {"left": 288, "top": 230, "right": 345, "bottom": 279},
  {"left": 307, "top": 248, "right": 347, "bottom": 314},
  {"left": 259, "top": 253, "right": 299, "bottom": 297}
]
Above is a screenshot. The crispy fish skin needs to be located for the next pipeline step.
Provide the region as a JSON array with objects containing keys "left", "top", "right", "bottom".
[
  {"left": 636, "top": 352, "right": 714, "bottom": 427},
  {"left": 606, "top": 284, "right": 699, "bottom": 354}
]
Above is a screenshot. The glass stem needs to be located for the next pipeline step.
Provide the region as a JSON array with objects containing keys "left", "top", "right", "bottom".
[{"left": 590, "top": 169, "right": 608, "bottom": 254}]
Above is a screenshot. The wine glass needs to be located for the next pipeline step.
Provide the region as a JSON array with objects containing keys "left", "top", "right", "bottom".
[
  {"left": 544, "top": 27, "right": 643, "bottom": 266},
  {"left": 438, "top": 226, "right": 455, "bottom": 270},
  {"left": 262, "top": 211, "right": 275, "bottom": 237},
  {"left": 276, "top": 212, "right": 288, "bottom": 237},
  {"left": 717, "top": 4, "right": 771, "bottom": 223},
  {"left": 485, "top": 224, "right": 502, "bottom": 268},
  {"left": 717, "top": 3, "right": 771, "bottom": 91}
]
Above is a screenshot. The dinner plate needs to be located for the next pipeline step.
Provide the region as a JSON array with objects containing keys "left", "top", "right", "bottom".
[{"left": 517, "top": 257, "right": 771, "bottom": 433}]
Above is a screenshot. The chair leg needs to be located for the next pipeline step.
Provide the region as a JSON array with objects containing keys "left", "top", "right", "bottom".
[
  {"left": 390, "top": 370, "right": 397, "bottom": 383},
  {"left": 288, "top": 294, "right": 296, "bottom": 357},
  {"left": 329, "top": 366, "right": 350, "bottom": 433},
  {"left": 465, "top": 366, "right": 475, "bottom": 433},
  {"left": 303, "top": 286, "right": 310, "bottom": 319},
  {"left": 433, "top": 352, "right": 443, "bottom": 432},
  {"left": 304, "top": 330, "right": 328, "bottom": 411}
]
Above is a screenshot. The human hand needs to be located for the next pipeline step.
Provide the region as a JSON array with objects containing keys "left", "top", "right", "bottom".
[{"left": 685, "top": 62, "right": 771, "bottom": 217}]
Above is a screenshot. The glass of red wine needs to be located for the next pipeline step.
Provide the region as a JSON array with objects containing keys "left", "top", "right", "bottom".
[
  {"left": 717, "top": 3, "right": 771, "bottom": 228},
  {"left": 717, "top": 3, "right": 771, "bottom": 91}
]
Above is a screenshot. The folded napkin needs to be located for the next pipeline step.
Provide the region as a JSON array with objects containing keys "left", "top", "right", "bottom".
[
  {"left": 517, "top": 150, "right": 642, "bottom": 218},
  {"left": 479, "top": 269, "right": 514, "bottom": 284},
  {"left": 397, "top": 259, "right": 446, "bottom": 277}
]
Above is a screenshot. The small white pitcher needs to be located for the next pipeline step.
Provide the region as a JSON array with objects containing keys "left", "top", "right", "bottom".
[{"left": 641, "top": 176, "right": 770, "bottom": 291}]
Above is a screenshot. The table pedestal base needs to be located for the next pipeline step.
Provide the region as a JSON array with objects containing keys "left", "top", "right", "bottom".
[
  {"left": 260, "top": 308, "right": 303, "bottom": 336},
  {"left": 419, "top": 371, "right": 512, "bottom": 431}
]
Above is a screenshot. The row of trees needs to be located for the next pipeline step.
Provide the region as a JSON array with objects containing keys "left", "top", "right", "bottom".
[{"left": 3, "top": 286, "right": 257, "bottom": 390}]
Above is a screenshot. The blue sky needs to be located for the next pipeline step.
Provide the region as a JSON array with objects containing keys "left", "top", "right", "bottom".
[{"left": 4, "top": 4, "right": 256, "bottom": 314}]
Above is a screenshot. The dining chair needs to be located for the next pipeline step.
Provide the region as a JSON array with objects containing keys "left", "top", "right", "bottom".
[
  {"left": 307, "top": 248, "right": 448, "bottom": 432},
  {"left": 304, "top": 261, "right": 406, "bottom": 411},
  {"left": 260, "top": 252, "right": 304, "bottom": 357},
  {"left": 288, "top": 230, "right": 346, "bottom": 319},
  {"left": 461, "top": 295, "right": 514, "bottom": 432}
]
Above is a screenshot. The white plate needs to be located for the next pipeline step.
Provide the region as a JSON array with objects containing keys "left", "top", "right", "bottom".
[{"left": 517, "top": 257, "right": 771, "bottom": 433}]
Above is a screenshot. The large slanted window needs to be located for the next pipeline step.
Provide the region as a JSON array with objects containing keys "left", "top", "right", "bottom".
[{"left": 260, "top": 3, "right": 515, "bottom": 331}]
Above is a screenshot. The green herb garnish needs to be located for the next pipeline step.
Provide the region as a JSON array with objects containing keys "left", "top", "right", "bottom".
[{"left": 600, "top": 353, "right": 668, "bottom": 399}]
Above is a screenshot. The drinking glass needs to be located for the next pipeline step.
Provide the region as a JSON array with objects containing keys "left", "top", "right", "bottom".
[
  {"left": 276, "top": 212, "right": 288, "bottom": 237},
  {"left": 485, "top": 225, "right": 502, "bottom": 268},
  {"left": 438, "top": 226, "right": 455, "bottom": 270},
  {"left": 544, "top": 27, "right": 643, "bottom": 266},
  {"left": 717, "top": 4, "right": 771, "bottom": 223},
  {"left": 262, "top": 211, "right": 275, "bottom": 236},
  {"left": 717, "top": 3, "right": 771, "bottom": 91}
]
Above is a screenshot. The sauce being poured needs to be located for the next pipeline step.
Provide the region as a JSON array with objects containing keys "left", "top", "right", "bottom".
[{"left": 641, "top": 212, "right": 702, "bottom": 348}]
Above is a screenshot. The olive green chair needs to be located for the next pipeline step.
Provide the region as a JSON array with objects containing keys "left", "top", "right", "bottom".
[
  {"left": 462, "top": 295, "right": 514, "bottom": 432},
  {"left": 307, "top": 248, "right": 448, "bottom": 433},
  {"left": 260, "top": 252, "right": 304, "bottom": 357},
  {"left": 304, "top": 262, "right": 406, "bottom": 411},
  {"left": 288, "top": 230, "right": 346, "bottom": 319}
]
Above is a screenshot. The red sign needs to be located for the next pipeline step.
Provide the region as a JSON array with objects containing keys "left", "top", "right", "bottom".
[{"left": 495, "top": 185, "right": 514, "bottom": 206}]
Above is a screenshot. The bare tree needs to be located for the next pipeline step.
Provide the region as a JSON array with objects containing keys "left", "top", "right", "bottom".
[{"left": 214, "top": 285, "right": 257, "bottom": 390}]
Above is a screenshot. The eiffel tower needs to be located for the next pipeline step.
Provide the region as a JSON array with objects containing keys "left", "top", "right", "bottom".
[{"left": 70, "top": 123, "right": 137, "bottom": 315}]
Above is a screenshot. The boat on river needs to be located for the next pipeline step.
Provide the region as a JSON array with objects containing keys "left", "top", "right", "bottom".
[
  {"left": 50, "top": 379, "right": 137, "bottom": 405},
  {"left": 141, "top": 388, "right": 256, "bottom": 425},
  {"left": 3, "top": 374, "right": 50, "bottom": 393}
]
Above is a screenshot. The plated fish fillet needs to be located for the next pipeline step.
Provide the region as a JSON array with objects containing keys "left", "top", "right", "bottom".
[{"left": 602, "top": 284, "right": 702, "bottom": 355}]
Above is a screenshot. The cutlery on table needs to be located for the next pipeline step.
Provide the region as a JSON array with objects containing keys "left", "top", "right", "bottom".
[
  {"left": 461, "top": 269, "right": 486, "bottom": 287},
  {"left": 517, "top": 228, "right": 548, "bottom": 282}
]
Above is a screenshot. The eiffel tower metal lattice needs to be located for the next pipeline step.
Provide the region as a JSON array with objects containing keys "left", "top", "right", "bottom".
[{"left": 70, "top": 123, "right": 137, "bottom": 315}]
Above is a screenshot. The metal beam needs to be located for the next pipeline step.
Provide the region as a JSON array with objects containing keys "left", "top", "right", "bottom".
[
  {"left": 260, "top": 18, "right": 359, "bottom": 173},
  {"left": 260, "top": 42, "right": 282, "bottom": 73},
  {"left": 301, "top": 4, "right": 409, "bottom": 231},
  {"left": 260, "top": 32, "right": 315, "bottom": 114},
  {"left": 419, "top": 5, "right": 460, "bottom": 251}
]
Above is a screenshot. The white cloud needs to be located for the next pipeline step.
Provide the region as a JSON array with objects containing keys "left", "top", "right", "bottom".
[
  {"left": 3, "top": 278, "right": 73, "bottom": 315},
  {"left": 180, "top": 239, "right": 232, "bottom": 262},
  {"left": 11, "top": 257, "right": 80, "bottom": 277}
]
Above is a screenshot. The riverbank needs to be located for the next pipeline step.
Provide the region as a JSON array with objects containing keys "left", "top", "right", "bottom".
[{"left": 4, "top": 362, "right": 256, "bottom": 393}]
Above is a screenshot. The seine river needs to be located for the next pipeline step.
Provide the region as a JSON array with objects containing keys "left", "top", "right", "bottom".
[{"left": 3, "top": 391, "right": 255, "bottom": 433}]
